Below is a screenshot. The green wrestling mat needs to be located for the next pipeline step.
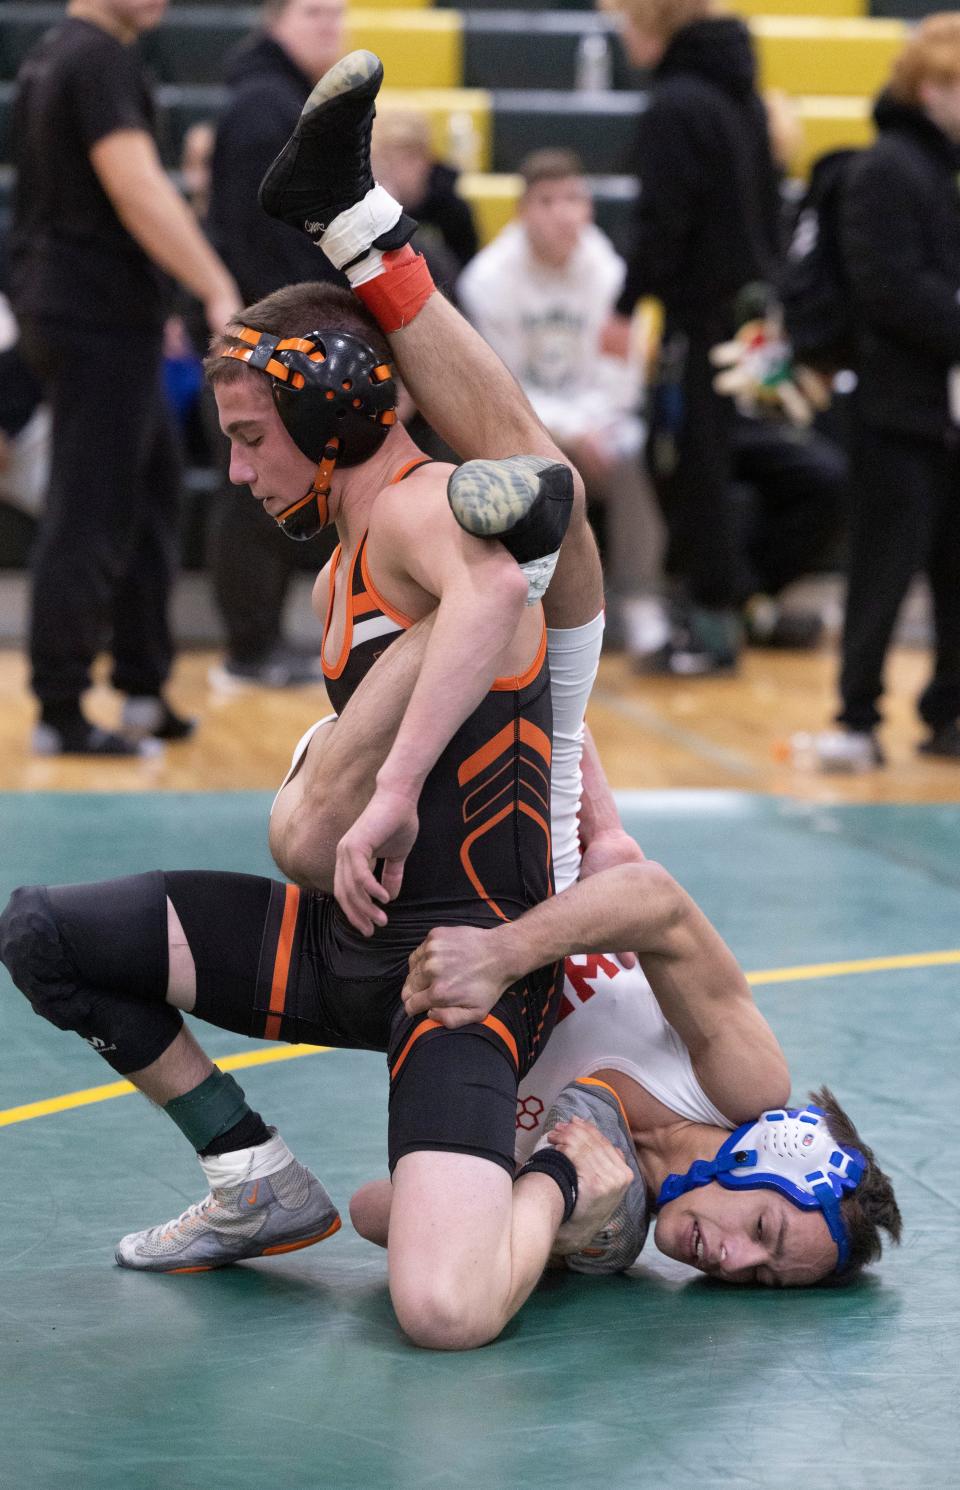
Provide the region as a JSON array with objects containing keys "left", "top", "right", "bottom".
[{"left": 0, "top": 792, "right": 956, "bottom": 1490}]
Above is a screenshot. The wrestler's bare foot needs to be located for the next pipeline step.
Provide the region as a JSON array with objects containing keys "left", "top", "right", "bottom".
[{"left": 546, "top": 1117, "right": 634, "bottom": 1257}]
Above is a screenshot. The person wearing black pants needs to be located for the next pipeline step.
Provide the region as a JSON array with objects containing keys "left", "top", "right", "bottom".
[
  {"left": 205, "top": 0, "right": 347, "bottom": 686},
  {"left": 21, "top": 323, "right": 181, "bottom": 731},
  {"left": 838, "top": 426, "right": 960, "bottom": 750},
  {"left": 826, "top": 18, "right": 960, "bottom": 765},
  {"left": 10, "top": 0, "right": 240, "bottom": 753},
  {"left": 609, "top": 0, "right": 782, "bottom": 673}
]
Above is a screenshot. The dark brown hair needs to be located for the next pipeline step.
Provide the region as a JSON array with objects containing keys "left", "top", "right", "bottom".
[
  {"left": 519, "top": 149, "right": 587, "bottom": 192},
  {"left": 811, "top": 1086, "right": 902, "bottom": 1283},
  {"left": 204, "top": 281, "right": 392, "bottom": 386}
]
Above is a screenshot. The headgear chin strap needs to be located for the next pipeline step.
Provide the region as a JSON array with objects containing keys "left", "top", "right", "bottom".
[
  {"left": 272, "top": 439, "right": 339, "bottom": 542},
  {"left": 221, "top": 325, "right": 397, "bottom": 540},
  {"left": 657, "top": 1105, "right": 865, "bottom": 1272}
]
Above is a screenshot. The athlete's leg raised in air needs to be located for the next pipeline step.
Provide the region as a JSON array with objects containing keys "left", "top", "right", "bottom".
[{"left": 259, "top": 52, "right": 602, "bottom": 630}]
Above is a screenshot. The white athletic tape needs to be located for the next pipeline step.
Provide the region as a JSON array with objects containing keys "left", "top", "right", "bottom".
[
  {"left": 319, "top": 184, "right": 403, "bottom": 269},
  {"left": 520, "top": 549, "right": 561, "bottom": 605},
  {"left": 199, "top": 1129, "right": 294, "bottom": 1190}
]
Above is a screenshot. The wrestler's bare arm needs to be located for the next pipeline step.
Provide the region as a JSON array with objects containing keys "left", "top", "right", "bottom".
[
  {"left": 403, "top": 861, "right": 790, "bottom": 1123},
  {"left": 334, "top": 477, "right": 536, "bottom": 931},
  {"left": 268, "top": 615, "right": 436, "bottom": 889}
]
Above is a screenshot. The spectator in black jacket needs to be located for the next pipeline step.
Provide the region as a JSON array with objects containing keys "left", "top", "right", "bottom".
[
  {"left": 812, "top": 15, "right": 960, "bottom": 767},
  {"left": 204, "top": 0, "right": 347, "bottom": 688},
  {"left": 606, "top": 0, "right": 782, "bottom": 673}
]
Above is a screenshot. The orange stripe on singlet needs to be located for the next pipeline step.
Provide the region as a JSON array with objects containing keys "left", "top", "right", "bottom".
[
  {"left": 263, "top": 884, "right": 300, "bottom": 1040},
  {"left": 481, "top": 1015, "right": 518, "bottom": 1068},
  {"left": 491, "top": 623, "right": 547, "bottom": 692},
  {"left": 321, "top": 458, "right": 429, "bottom": 678},
  {"left": 390, "top": 1018, "right": 442, "bottom": 1079},
  {"left": 457, "top": 717, "right": 552, "bottom": 788},
  {"left": 389, "top": 1014, "right": 519, "bottom": 1083},
  {"left": 574, "top": 1076, "right": 631, "bottom": 1132}
]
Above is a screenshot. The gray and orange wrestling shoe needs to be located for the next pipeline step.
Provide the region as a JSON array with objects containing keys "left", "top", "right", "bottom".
[{"left": 115, "top": 1157, "right": 341, "bottom": 1273}]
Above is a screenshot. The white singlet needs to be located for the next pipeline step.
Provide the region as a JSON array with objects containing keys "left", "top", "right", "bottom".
[{"left": 515, "top": 954, "right": 734, "bottom": 1164}]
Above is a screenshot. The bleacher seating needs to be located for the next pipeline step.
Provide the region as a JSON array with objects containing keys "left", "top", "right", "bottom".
[{"left": 0, "top": 0, "right": 920, "bottom": 228}]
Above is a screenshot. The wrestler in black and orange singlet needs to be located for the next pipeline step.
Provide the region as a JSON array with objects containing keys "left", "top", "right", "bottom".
[
  {"left": 174, "top": 456, "right": 564, "bottom": 1173},
  {"left": 4, "top": 456, "right": 563, "bottom": 1174}
]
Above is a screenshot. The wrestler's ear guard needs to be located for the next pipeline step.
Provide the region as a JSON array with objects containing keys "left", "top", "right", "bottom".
[{"left": 221, "top": 326, "right": 398, "bottom": 539}]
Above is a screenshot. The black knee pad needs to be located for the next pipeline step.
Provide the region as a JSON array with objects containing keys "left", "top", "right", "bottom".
[
  {"left": 0, "top": 875, "right": 181, "bottom": 1073},
  {"left": 0, "top": 883, "right": 93, "bottom": 1031}
]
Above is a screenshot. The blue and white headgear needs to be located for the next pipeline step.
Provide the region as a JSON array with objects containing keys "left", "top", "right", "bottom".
[{"left": 657, "top": 1105, "right": 865, "bottom": 1272}]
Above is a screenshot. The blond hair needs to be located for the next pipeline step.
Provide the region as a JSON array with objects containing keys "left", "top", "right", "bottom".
[
  {"left": 889, "top": 12, "right": 960, "bottom": 107},
  {"left": 598, "top": 0, "right": 712, "bottom": 44},
  {"left": 372, "top": 106, "right": 433, "bottom": 158}
]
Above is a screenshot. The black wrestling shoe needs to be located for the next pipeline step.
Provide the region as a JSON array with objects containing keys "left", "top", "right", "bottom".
[
  {"left": 447, "top": 456, "right": 574, "bottom": 603},
  {"left": 259, "top": 49, "right": 417, "bottom": 253}
]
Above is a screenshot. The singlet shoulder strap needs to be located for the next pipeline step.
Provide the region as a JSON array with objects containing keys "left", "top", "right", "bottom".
[{"left": 390, "top": 456, "right": 434, "bottom": 484}]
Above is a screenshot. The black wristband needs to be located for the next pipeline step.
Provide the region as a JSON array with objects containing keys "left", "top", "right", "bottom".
[{"left": 515, "top": 1147, "right": 578, "bottom": 1222}]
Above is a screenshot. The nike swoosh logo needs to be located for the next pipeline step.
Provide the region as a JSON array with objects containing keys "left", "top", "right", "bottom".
[{"left": 246, "top": 1182, "right": 260, "bottom": 1206}]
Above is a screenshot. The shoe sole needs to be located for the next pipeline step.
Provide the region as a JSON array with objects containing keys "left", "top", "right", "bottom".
[
  {"left": 448, "top": 455, "right": 573, "bottom": 565},
  {"left": 301, "top": 50, "right": 383, "bottom": 120},
  {"left": 447, "top": 456, "right": 557, "bottom": 538},
  {"left": 120, "top": 1213, "right": 342, "bottom": 1274}
]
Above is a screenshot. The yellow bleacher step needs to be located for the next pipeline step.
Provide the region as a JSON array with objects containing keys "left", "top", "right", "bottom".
[
  {"left": 793, "top": 95, "right": 874, "bottom": 173},
  {"left": 752, "top": 17, "right": 906, "bottom": 98},
  {"left": 733, "top": 0, "right": 865, "bottom": 16},
  {"left": 346, "top": 10, "right": 462, "bottom": 89},
  {"left": 379, "top": 88, "right": 491, "bottom": 171}
]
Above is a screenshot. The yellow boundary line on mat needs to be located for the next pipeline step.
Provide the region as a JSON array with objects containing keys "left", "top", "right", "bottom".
[{"left": 2, "top": 948, "right": 958, "bottom": 1129}]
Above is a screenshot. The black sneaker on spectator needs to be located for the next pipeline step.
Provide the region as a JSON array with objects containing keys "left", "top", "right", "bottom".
[
  {"left": 918, "top": 721, "right": 960, "bottom": 759},
  {"left": 210, "top": 642, "right": 324, "bottom": 691},
  {"left": 122, "top": 696, "right": 197, "bottom": 742},
  {"left": 744, "top": 595, "right": 824, "bottom": 650},
  {"left": 33, "top": 714, "right": 162, "bottom": 758},
  {"left": 633, "top": 606, "right": 741, "bottom": 677}
]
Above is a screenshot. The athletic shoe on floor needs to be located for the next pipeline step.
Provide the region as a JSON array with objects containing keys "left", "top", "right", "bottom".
[
  {"left": 259, "top": 49, "right": 416, "bottom": 256},
  {"left": 115, "top": 1157, "right": 341, "bottom": 1272},
  {"left": 447, "top": 456, "right": 574, "bottom": 603},
  {"left": 541, "top": 1078, "right": 649, "bottom": 1275},
  {"left": 918, "top": 720, "right": 960, "bottom": 759},
  {"left": 32, "top": 720, "right": 162, "bottom": 758},
  {"left": 122, "top": 696, "right": 197, "bottom": 742},
  {"left": 744, "top": 596, "right": 824, "bottom": 650},
  {"left": 797, "top": 728, "right": 885, "bottom": 772},
  {"left": 209, "top": 642, "right": 325, "bottom": 691}
]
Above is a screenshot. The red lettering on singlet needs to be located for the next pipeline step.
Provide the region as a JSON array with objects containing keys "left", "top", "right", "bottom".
[{"left": 556, "top": 953, "right": 621, "bottom": 1022}]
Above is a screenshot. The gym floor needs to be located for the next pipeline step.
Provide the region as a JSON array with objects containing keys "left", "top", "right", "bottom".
[{"left": 2, "top": 774, "right": 957, "bottom": 1488}]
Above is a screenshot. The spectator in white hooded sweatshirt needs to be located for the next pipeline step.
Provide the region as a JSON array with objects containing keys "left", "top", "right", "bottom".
[{"left": 457, "top": 149, "right": 668, "bottom": 658}]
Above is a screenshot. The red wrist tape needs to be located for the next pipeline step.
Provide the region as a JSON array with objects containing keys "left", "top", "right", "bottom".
[{"left": 354, "top": 245, "right": 436, "bottom": 333}]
